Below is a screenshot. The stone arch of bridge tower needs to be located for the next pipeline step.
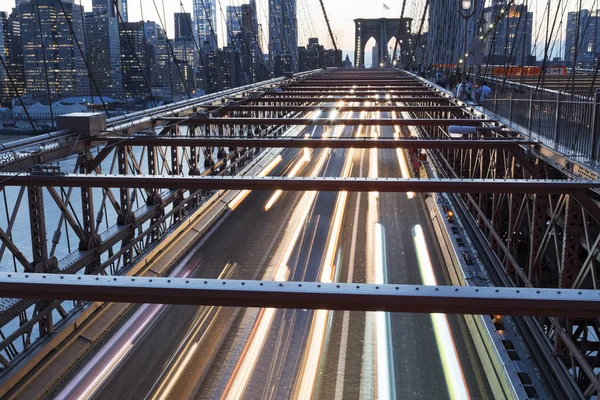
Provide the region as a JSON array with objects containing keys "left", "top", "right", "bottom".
[
  {"left": 363, "top": 37, "right": 378, "bottom": 67},
  {"left": 354, "top": 18, "right": 412, "bottom": 68}
]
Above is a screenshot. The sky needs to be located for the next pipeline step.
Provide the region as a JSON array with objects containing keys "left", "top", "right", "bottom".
[{"left": 1, "top": 0, "right": 597, "bottom": 59}]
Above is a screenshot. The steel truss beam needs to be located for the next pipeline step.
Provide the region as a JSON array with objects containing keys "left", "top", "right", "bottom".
[
  {"left": 286, "top": 81, "right": 417, "bottom": 86},
  {"left": 204, "top": 105, "right": 464, "bottom": 112},
  {"left": 1, "top": 175, "right": 598, "bottom": 194},
  {"left": 281, "top": 86, "right": 425, "bottom": 90},
  {"left": 96, "top": 137, "right": 534, "bottom": 150},
  {"left": 242, "top": 96, "right": 452, "bottom": 103},
  {"left": 0, "top": 273, "right": 599, "bottom": 318},
  {"left": 262, "top": 91, "right": 433, "bottom": 96},
  {"left": 160, "top": 117, "right": 491, "bottom": 127}
]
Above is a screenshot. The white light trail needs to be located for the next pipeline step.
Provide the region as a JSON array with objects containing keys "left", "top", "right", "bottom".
[
  {"left": 296, "top": 110, "right": 358, "bottom": 398},
  {"left": 374, "top": 223, "right": 395, "bottom": 400},
  {"left": 264, "top": 152, "right": 310, "bottom": 211},
  {"left": 58, "top": 266, "right": 195, "bottom": 400},
  {"left": 412, "top": 225, "right": 470, "bottom": 400},
  {"left": 229, "top": 155, "right": 282, "bottom": 210},
  {"left": 224, "top": 134, "right": 332, "bottom": 399},
  {"left": 393, "top": 132, "right": 415, "bottom": 199}
]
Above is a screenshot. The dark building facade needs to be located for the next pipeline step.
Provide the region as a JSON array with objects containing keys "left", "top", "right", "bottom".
[
  {"left": 19, "top": 0, "right": 89, "bottom": 101},
  {"left": 120, "top": 21, "right": 150, "bottom": 99},
  {"left": 483, "top": 2, "right": 534, "bottom": 65},
  {"left": 298, "top": 38, "right": 342, "bottom": 72},
  {"left": 225, "top": 0, "right": 266, "bottom": 83},
  {"left": 85, "top": 0, "right": 124, "bottom": 99},
  {"left": 0, "top": 10, "right": 24, "bottom": 107},
  {"left": 565, "top": 9, "right": 600, "bottom": 68},
  {"left": 269, "top": 0, "right": 297, "bottom": 75},
  {"left": 203, "top": 46, "right": 243, "bottom": 93},
  {"left": 174, "top": 12, "right": 194, "bottom": 40}
]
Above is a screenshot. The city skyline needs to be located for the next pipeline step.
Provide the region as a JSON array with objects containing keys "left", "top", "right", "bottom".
[{"left": 0, "top": 0, "right": 597, "bottom": 58}]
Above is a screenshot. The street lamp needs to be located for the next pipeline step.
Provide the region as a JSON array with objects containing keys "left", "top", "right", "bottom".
[{"left": 458, "top": 0, "right": 476, "bottom": 94}]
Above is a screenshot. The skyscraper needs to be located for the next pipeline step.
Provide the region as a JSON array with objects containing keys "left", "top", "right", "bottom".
[
  {"left": 92, "top": 0, "right": 125, "bottom": 19},
  {"left": 0, "top": 10, "right": 24, "bottom": 107},
  {"left": 269, "top": 0, "right": 298, "bottom": 75},
  {"left": 224, "top": 1, "right": 264, "bottom": 83},
  {"left": 173, "top": 13, "right": 197, "bottom": 96},
  {"left": 226, "top": 5, "right": 242, "bottom": 46},
  {"left": 19, "top": 0, "right": 89, "bottom": 101},
  {"left": 0, "top": 12, "right": 8, "bottom": 106},
  {"left": 565, "top": 9, "right": 600, "bottom": 68},
  {"left": 174, "top": 12, "right": 194, "bottom": 40},
  {"left": 483, "top": 2, "right": 534, "bottom": 65},
  {"left": 243, "top": 0, "right": 266, "bottom": 81},
  {"left": 194, "top": 0, "right": 217, "bottom": 49},
  {"left": 120, "top": 21, "right": 150, "bottom": 99},
  {"left": 121, "top": 0, "right": 128, "bottom": 21},
  {"left": 86, "top": 0, "right": 124, "bottom": 98},
  {"left": 144, "top": 21, "right": 171, "bottom": 90}
]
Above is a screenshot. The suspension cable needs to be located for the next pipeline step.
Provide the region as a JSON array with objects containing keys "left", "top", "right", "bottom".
[{"left": 317, "top": 0, "right": 343, "bottom": 68}]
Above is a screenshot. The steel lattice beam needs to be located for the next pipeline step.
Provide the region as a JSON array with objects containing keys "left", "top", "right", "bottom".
[
  {"left": 1, "top": 175, "right": 599, "bottom": 194},
  {"left": 160, "top": 117, "right": 491, "bottom": 126},
  {"left": 261, "top": 91, "right": 433, "bottom": 96},
  {"left": 204, "top": 105, "right": 463, "bottom": 112},
  {"left": 96, "top": 137, "right": 533, "bottom": 150},
  {"left": 242, "top": 96, "right": 452, "bottom": 103},
  {"left": 0, "top": 273, "right": 599, "bottom": 318}
]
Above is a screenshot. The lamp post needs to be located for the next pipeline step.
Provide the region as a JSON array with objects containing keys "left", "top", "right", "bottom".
[{"left": 458, "top": 0, "right": 475, "bottom": 84}]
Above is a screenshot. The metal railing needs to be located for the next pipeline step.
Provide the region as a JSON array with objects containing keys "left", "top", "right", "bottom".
[{"left": 482, "top": 87, "right": 600, "bottom": 162}]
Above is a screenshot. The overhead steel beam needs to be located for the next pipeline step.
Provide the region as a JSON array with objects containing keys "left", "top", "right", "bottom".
[
  {"left": 96, "top": 137, "right": 535, "bottom": 150},
  {"left": 2, "top": 174, "right": 599, "bottom": 194},
  {"left": 242, "top": 96, "right": 452, "bottom": 103},
  {"left": 0, "top": 273, "right": 599, "bottom": 318},
  {"left": 263, "top": 91, "right": 433, "bottom": 96},
  {"left": 204, "top": 105, "right": 464, "bottom": 112},
  {"left": 282, "top": 86, "right": 425, "bottom": 90},
  {"left": 160, "top": 117, "right": 491, "bottom": 127},
  {"left": 287, "top": 81, "right": 417, "bottom": 86}
]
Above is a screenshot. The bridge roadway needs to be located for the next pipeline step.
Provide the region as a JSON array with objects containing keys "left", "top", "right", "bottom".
[{"left": 54, "top": 110, "right": 492, "bottom": 399}]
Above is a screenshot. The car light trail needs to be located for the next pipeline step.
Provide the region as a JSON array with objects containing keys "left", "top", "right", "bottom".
[
  {"left": 362, "top": 118, "right": 379, "bottom": 397},
  {"left": 149, "top": 265, "right": 236, "bottom": 400},
  {"left": 229, "top": 155, "right": 282, "bottom": 210},
  {"left": 393, "top": 132, "right": 415, "bottom": 199},
  {"left": 295, "top": 188, "right": 348, "bottom": 399},
  {"left": 224, "top": 136, "right": 331, "bottom": 399},
  {"left": 375, "top": 223, "right": 395, "bottom": 400},
  {"left": 295, "top": 114, "right": 358, "bottom": 399},
  {"left": 58, "top": 264, "right": 197, "bottom": 398},
  {"left": 264, "top": 152, "right": 310, "bottom": 211},
  {"left": 412, "top": 224, "right": 470, "bottom": 400},
  {"left": 58, "top": 301, "right": 164, "bottom": 400},
  {"left": 223, "top": 205, "right": 308, "bottom": 400}
]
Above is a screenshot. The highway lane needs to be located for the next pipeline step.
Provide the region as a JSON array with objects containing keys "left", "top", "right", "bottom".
[
  {"left": 316, "top": 113, "right": 493, "bottom": 399},
  {"left": 380, "top": 119, "right": 492, "bottom": 398},
  {"left": 316, "top": 135, "right": 370, "bottom": 400},
  {"left": 196, "top": 111, "right": 357, "bottom": 399},
  {"left": 238, "top": 126, "right": 355, "bottom": 400}
]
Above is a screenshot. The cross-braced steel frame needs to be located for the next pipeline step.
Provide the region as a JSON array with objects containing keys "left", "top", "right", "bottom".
[{"left": 0, "top": 68, "right": 600, "bottom": 398}]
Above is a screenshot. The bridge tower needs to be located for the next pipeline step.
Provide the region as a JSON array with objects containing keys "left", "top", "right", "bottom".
[{"left": 354, "top": 18, "right": 412, "bottom": 68}]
